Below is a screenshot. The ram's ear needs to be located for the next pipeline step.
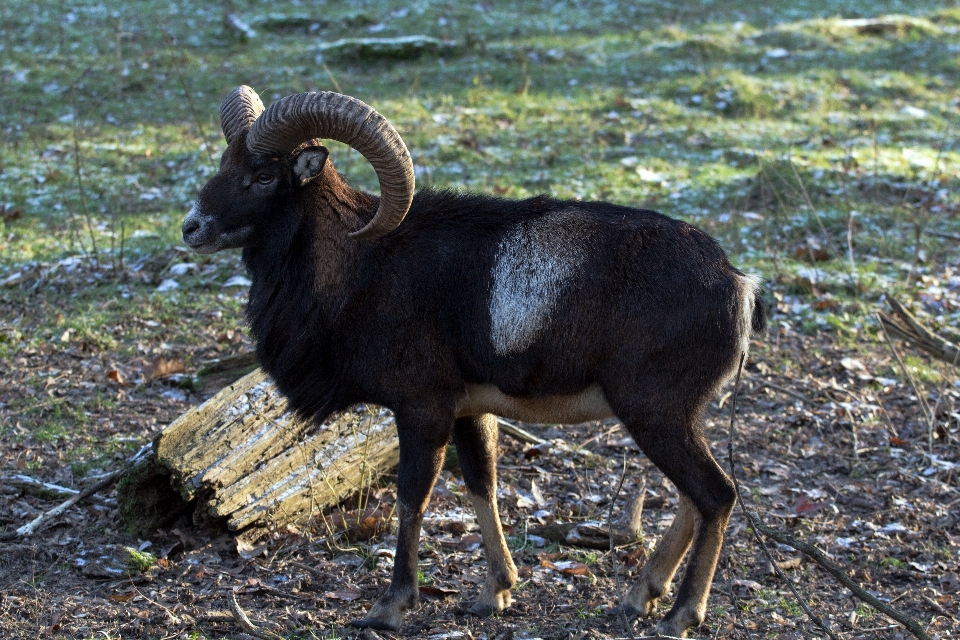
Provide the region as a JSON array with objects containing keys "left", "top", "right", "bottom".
[{"left": 291, "top": 145, "right": 329, "bottom": 186}]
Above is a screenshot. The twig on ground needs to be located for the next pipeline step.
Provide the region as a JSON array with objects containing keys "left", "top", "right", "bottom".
[
  {"left": 195, "top": 350, "right": 258, "bottom": 376},
  {"left": 852, "top": 624, "right": 900, "bottom": 636},
  {"left": 5, "top": 470, "right": 122, "bottom": 540},
  {"left": 0, "top": 444, "right": 150, "bottom": 541},
  {"left": 2, "top": 475, "right": 79, "bottom": 497},
  {"left": 529, "top": 490, "right": 644, "bottom": 551},
  {"left": 610, "top": 450, "right": 638, "bottom": 640},
  {"left": 229, "top": 590, "right": 284, "bottom": 640},
  {"left": 755, "top": 379, "right": 817, "bottom": 406},
  {"left": 878, "top": 297, "right": 960, "bottom": 367},
  {"left": 877, "top": 312, "right": 939, "bottom": 453},
  {"left": 0, "top": 474, "right": 110, "bottom": 506},
  {"left": 580, "top": 424, "right": 624, "bottom": 449},
  {"left": 290, "top": 560, "right": 327, "bottom": 581},
  {"left": 721, "top": 554, "right": 751, "bottom": 639},
  {"left": 496, "top": 418, "right": 603, "bottom": 460},
  {"left": 727, "top": 353, "right": 842, "bottom": 640},
  {"left": 748, "top": 522, "right": 933, "bottom": 640},
  {"left": 879, "top": 298, "right": 960, "bottom": 448},
  {"left": 920, "top": 594, "right": 955, "bottom": 620},
  {"left": 128, "top": 575, "right": 182, "bottom": 625},
  {"left": 727, "top": 354, "right": 933, "bottom": 640},
  {"left": 496, "top": 418, "right": 546, "bottom": 445}
]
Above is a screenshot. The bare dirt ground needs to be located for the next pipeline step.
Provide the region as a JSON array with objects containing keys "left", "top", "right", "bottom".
[{"left": 1, "top": 261, "right": 958, "bottom": 639}]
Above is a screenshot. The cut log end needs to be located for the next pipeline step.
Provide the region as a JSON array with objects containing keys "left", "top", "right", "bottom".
[{"left": 116, "top": 457, "right": 192, "bottom": 538}]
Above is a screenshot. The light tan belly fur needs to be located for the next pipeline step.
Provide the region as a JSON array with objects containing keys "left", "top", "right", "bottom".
[{"left": 457, "top": 383, "right": 614, "bottom": 424}]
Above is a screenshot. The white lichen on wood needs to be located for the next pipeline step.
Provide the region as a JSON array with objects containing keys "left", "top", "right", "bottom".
[{"left": 143, "top": 368, "right": 399, "bottom": 533}]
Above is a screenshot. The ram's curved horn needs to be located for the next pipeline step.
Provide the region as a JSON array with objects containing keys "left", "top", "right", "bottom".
[
  {"left": 246, "top": 91, "right": 414, "bottom": 240},
  {"left": 220, "top": 85, "right": 265, "bottom": 145}
]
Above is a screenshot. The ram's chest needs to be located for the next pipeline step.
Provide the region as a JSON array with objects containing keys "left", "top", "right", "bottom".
[{"left": 487, "top": 214, "right": 588, "bottom": 356}]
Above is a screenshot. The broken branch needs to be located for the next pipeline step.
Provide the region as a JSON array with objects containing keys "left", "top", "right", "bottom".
[
  {"left": 728, "top": 353, "right": 933, "bottom": 640},
  {"left": 229, "top": 591, "right": 283, "bottom": 640},
  {"left": 528, "top": 493, "right": 645, "bottom": 550},
  {"left": 495, "top": 418, "right": 546, "bottom": 445},
  {"left": 0, "top": 444, "right": 151, "bottom": 541},
  {"left": 877, "top": 297, "right": 960, "bottom": 366},
  {"left": 728, "top": 354, "right": 842, "bottom": 640}
]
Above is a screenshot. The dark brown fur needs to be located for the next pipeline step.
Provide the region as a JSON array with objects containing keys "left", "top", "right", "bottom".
[{"left": 182, "top": 135, "right": 766, "bottom": 637}]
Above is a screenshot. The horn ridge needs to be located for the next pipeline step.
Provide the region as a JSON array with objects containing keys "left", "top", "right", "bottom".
[
  {"left": 220, "top": 85, "right": 265, "bottom": 144},
  {"left": 246, "top": 91, "right": 414, "bottom": 240}
]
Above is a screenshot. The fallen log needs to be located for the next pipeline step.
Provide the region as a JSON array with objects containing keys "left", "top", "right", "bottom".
[
  {"left": 118, "top": 368, "right": 399, "bottom": 538},
  {"left": 118, "top": 364, "right": 618, "bottom": 542}
]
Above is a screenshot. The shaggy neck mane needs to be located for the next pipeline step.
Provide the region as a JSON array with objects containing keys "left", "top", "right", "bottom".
[{"left": 242, "top": 162, "right": 377, "bottom": 423}]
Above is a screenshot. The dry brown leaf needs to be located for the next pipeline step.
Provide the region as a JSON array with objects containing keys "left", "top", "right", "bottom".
[
  {"left": 1, "top": 204, "right": 23, "bottom": 225},
  {"left": 327, "top": 507, "right": 392, "bottom": 541},
  {"left": 620, "top": 546, "right": 646, "bottom": 568},
  {"left": 792, "top": 496, "right": 826, "bottom": 515},
  {"left": 555, "top": 560, "right": 592, "bottom": 576},
  {"left": 793, "top": 246, "right": 832, "bottom": 263},
  {"left": 813, "top": 297, "right": 841, "bottom": 311},
  {"left": 731, "top": 579, "right": 763, "bottom": 595},
  {"left": 418, "top": 585, "right": 458, "bottom": 599},
  {"left": 457, "top": 533, "right": 482, "bottom": 551},
  {"left": 144, "top": 357, "right": 187, "bottom": 381},
  {"left": 325, "top": 588, "right": 363, "bottom": 601},
  {"left": 941, "top": 572, "right": 960, "bottom": 593},
  {"left": 523, "top": 442, "right": 551, "bottom": 458}
]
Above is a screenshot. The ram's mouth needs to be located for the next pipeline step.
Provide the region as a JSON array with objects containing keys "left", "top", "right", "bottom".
[
  {"left": 184, "top": 239, "right": 220, "bottom": 254},
  {"left": 182, "top": 227, "right": 219, "bottom": 253}
]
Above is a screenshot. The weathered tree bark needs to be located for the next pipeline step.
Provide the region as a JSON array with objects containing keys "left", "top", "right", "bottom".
[{"left": 118, "top": 368, "right": 399, "bottom": 538}]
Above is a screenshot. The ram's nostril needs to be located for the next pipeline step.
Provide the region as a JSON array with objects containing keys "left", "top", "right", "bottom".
[{"left": 182, "top": 219, "right": 200, "bottom": 236}]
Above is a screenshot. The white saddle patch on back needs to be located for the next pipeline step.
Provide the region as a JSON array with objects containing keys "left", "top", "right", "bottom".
[{"left": 489, "top": 214, "right": 588, "bottom": 355}]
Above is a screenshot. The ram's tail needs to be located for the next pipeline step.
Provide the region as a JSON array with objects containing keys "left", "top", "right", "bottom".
[{"left": 751, "top": 286, "right": 766, "bottom": 334}]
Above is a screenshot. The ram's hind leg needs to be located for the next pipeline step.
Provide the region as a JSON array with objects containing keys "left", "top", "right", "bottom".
[
  {"left": 648, "top": 431, "right": 733, "bottom": 636},
  {"left": 621, "top": 493, "right": 696, "bottom": 617},
  {"left": 452, "top": 413, "right": 517, "bottom": 616},
  {"left": 613, "top": 400, "right": 736, "bottom": 637}
]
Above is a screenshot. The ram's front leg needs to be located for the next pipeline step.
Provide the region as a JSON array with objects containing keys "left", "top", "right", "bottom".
[
  {"left": 351, "top": 416, "right": 448, "bottom": 631},
  {"left": 453, "top": 414, "right": 517, "bottom": 616}
]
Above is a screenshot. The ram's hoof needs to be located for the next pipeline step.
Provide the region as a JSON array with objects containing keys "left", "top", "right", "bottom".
[
  {"left": 655, "top": 620, "right": 690, "bottom": 639},
  {"left": 349, "top": 616, "right": 399, "bottom": 632},
  {"left": 611, "top": 602, "right": 643, "bottom": 620},
  {"left": 467, "top": 602, "right": 498, "bottom": 617}
]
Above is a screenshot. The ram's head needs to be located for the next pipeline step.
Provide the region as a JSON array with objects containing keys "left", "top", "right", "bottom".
[{"left": 182, "top": 85, "right": 415, "bottom": 253}]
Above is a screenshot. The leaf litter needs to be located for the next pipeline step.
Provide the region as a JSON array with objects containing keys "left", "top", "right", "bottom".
[
  {"left": 2, "top": 280, "right": 957, "bottom": 637},
  {"left": 2, "top": 0, "right": 960, "bottom": 637}
]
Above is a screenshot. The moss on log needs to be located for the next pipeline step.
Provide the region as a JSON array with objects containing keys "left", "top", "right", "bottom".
[{"left": 117, "top": 457, "right": 191, "bottom": 537}]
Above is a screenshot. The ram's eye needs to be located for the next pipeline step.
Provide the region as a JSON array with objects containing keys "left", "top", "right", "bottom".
[{"left": 256, "top": 174, "right": 275, "bottom": 185}]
